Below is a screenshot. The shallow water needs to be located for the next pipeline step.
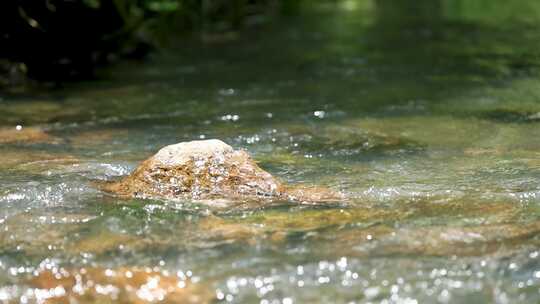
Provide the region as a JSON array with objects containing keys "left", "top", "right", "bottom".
[{"left": 1, "top": 1, "right": 540, "bottom": 303}]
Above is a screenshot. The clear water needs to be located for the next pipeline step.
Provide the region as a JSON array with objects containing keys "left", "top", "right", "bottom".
[{"left": 1, "top": 1, "right": 540, "bottom": 303}]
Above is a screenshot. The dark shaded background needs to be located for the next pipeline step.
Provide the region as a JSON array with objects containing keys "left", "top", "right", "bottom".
[{"left": 0, "top": 0, "right": 296, "bottom": 85}]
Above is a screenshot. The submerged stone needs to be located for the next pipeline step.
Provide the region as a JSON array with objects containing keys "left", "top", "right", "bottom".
[
  {"left": 68, "top": 230, "right": 140, "bottom": 255},
  {"left": 102, "top": 139, "right": 342, "bottom": 203},
  {"left": 321, "top": 220, "right": 540, "bottom": 258},
  {"left": 270, "top": 122, "right": 424, "bottom": 157},
  {"left": 192, "top": 200, "right": 524, "bottom": 248},
  {"left": 480, "top": 109, "right": 540, "bottom": 123},
  {"left": 195, "top": 208, "right": 396, "bottom": 245},
  {"left": 0, "top": 126, "right": 57, "bottom": 144},
  {"left": 30, "top": 267, "right": 214, "bottom": 304},
  {"left": 0, "top": 212, "right": 87, "bottom": 256},
  {"left": 0, "top": 100, "right": 85, "bottom": 125},
  {"left": 68, "top": 128, "right": 130, "bottom": 149},
  {"left": 0, "top": 149, "right": 77, "bottom": 170}
]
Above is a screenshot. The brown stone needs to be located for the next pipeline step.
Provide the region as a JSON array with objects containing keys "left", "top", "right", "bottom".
[
  {"left": 69, "top": 128, "right": 129, "bottom": 148},
  {"left": 324, "top": 220, "right": 540, "bottom": 258},
  {"left": 0, "top": 126, "right": 57, "bottom": 144},
  {"left": 102, "top": 139, "right": 342, "bottom": 203},
  {"left": 0, "top": 150, "right": 77, "bottom": 170},
  {"left": 68, "top": 231, "right": 139, "bottom": 255},
  {"left": 30, "top": 267, "right": 215, "bottom": 304}
]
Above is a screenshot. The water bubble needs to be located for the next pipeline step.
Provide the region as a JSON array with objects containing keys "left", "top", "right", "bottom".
[
  {"left": 283, "top": 297, "right": 293, "bottom": 304},
  {"left": 313, "top": 110, "right": 326, "bottom": 118},
  {"left": 219, "top": 88, "right": 236, "bottom": 96},
  {"left": 364, "top": 286, "right": 380, "bottom": 299},
  {"left": 221, "top": 114, "right": 240, "bottom": 122}
]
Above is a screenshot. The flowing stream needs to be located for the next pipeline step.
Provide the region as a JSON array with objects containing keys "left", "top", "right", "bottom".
[{"left": 1, "top": 2, "right": 540, "bottom": 303}]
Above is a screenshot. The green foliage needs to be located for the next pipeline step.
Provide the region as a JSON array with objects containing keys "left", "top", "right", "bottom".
[
  {"left": 145, "top": 0, "right": 180, "bottom": 12},
  {"left": 0, "top": 0, "right": 300, "bottom": 84}
]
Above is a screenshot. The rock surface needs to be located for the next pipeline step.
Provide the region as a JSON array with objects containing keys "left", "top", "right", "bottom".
[{"left": 102, "top": 139, "right": 341, "bottom": 203}]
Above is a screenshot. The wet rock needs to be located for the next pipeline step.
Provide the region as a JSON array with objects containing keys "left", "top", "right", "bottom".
[
  {"left": 0, "top": 126, "right": 57, "bottom": 144},
  {"left": 480, "top": 109, "right": 540, "bottom": 123},
  {"left": 0, "top": 100, "right": 84, "bottom": 125},
  {"left": 267, "top": 122, "right": 424, "bottom": 157},
  {"left": 216, "top": 207, "right": 397, "bottom": 233},
  {"left": 69, "top": 128, "right": 129, "bottom": 148},
  {"left": 322, "top": 220, "right": 540, "bottom": 258},
  {"left": 30, "top": 267, "right": 215, "bottom": 304},
  {"left": 68, "top": 230, "right": 140, "bottom": 255},
  {"left": 402, "top": 200, "right": 521, "bottom": 225},
  {"left": 311, "top": 125, "right": 424, "bottom": 157},
  {"left": 195, "top": 208, "right": 393, "bottom": 245},
  {"left": 197, "top": 216, "right": 270, "bottom": 245},
  {"left": 0, "top": 212, "right": 91, "bottom": 256},
  {"left": 0, "top": 149, "right": 78, "bottom": 172},
  {"left": 463, "top": 147, "right": 503, "bottom": 156},
  {"left": 193, "top": 200, "right": 523, "bottom": 248},
  {"left": 102, "top": 139, "right": 342, "bottom": 203},
  {"left": 346, "top": 116, "right": 496, "bottom": 149}
]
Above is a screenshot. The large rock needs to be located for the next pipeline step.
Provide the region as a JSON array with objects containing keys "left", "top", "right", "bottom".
[{"left": 102, "top": 139, "right": 341, "bottom": 203}]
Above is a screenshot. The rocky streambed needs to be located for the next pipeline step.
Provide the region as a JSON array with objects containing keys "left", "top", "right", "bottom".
[{"left": 2, "top": 2, "right": 540, "bottom": 302}]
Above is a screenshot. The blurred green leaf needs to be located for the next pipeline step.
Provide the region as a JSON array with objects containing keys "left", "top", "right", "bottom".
[{"left": 146, "top": 0, "right": 180, "bottom": 12}]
